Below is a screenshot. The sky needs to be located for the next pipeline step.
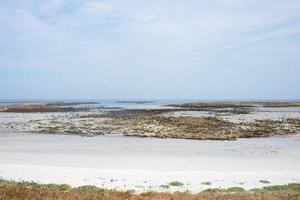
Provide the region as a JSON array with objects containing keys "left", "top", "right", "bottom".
[{"left": 0, "top": 0, "right": 300, "bottom": 100}]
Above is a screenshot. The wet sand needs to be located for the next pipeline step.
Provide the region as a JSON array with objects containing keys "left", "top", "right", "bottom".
[{"left": 0, "top": 132, "right": 299, "bottom": 193}]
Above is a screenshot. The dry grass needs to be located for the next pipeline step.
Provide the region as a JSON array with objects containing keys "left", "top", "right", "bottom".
[{"left": 0, "top": 180, "right": 299, "bottom": 200}]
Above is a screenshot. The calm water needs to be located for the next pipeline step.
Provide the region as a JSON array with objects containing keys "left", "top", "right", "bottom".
[{"left": 1, "top": 99, "right": 300, "bottom": 108}]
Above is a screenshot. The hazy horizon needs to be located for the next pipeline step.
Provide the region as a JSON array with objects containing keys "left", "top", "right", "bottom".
[
  {"left": 1, "top": 98, "right": 300, "bottom": 103},
  {"left": 1, "top": 0, "right": 300, "bottom": 100}
]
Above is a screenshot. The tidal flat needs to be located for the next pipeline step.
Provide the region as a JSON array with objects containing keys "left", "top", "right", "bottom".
[
  {"left": 0, "top": 101, "right": 300, "bottom": 194},
  {"left": 0, "top": 101, "right": 300, "bottom": 139}
]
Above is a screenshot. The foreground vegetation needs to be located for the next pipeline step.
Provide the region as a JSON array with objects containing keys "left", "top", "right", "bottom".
[{"left": 0, "top": 179, "right": 299, "bottom": 200}]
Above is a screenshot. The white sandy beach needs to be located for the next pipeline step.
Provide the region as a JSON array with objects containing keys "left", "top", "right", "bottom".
[{"left": 0, "top": 132, "right": 299, "bottom": 193}]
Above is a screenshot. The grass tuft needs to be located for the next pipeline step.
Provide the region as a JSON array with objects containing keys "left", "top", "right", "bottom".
[
  {"left": 201, "top": 181, "right": 212, "bottom": 185},
  {"left": 259, "top": 180, "right": 271, "bottom": 184},
  {"left": 160, "top": 184, "right": 170, "bottom": 189},
  {"left": 168, "top": 181, "right": 184, "bottom": 187}
]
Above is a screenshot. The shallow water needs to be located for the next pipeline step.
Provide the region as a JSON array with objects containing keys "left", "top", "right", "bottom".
[{"left": 0, "top": 99, "right": 188, "bottom": 109}]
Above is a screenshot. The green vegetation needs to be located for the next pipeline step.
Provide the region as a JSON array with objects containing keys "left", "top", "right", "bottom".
[
  {"left": 226, "top": 187, "right": 246, "bottom": 193},
  {"left": 201, "top": 181, "right": 212, "bottom": 185},
  {"left": 202, "top": 187, "right": 245, "bottom": 193},
  {"left": 259, "top": 180, "right": 271, "bottom": 184},
  {"left": 251, "top": 183, "right": 300, "bottom": 193},
  {"left": 168, "top": 181, "right": 184, "bottom": 187},
  {"left": 75, "top": 185, "right": 104, "bottom": 193},
  {"left": 160, "top": 184, "right": 170, "bottom": 189}
]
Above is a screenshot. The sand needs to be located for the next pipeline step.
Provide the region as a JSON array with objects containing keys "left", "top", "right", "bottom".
[{"left": 0, "top": 132, "right": 299, "bottom": 193}]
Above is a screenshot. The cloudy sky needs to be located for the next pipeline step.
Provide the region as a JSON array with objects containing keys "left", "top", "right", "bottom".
[{"left": 0, "top": 0, "right": 299, "bottom": 100}]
